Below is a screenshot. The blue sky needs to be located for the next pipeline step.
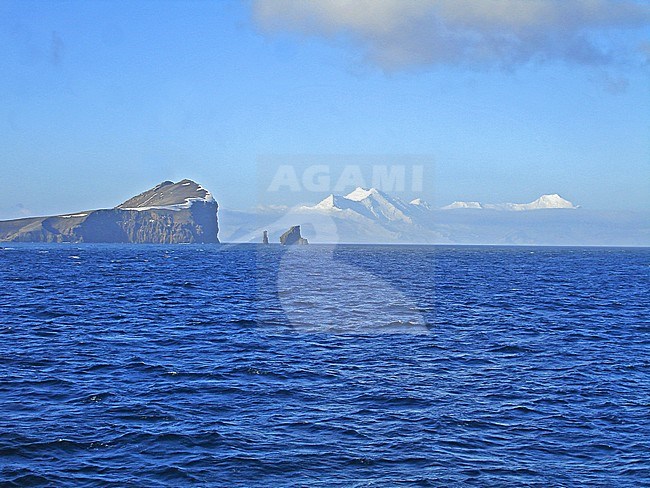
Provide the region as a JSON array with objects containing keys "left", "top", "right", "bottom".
[{"left": 1, "top": 0, "right": 648, "bottom": 218}]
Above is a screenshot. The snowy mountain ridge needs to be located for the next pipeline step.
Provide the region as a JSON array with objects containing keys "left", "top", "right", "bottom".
[
  {"left": 442, "top": 193, "right": 577, "bottom": 211},
  {"left": 304, "top": 187, "right": 417, "bottom": 224},
  {"left": 304, "top": 189, "right": 576, "bottom": 218}
]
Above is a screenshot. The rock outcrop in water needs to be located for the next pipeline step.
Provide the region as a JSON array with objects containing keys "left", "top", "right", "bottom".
[
  {"left": 279, "top": 225, "right": 308, "bottom": 245},
  {"left": 0, "top": 179, "right": 219, "bottom": 243},
  {"left": 262, "top": 230, "right": 269, "bottom": 244}
]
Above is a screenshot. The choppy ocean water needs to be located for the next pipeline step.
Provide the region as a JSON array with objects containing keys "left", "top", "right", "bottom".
[{"left": 0, "top": 244, "right": 648, "bottom": 486}]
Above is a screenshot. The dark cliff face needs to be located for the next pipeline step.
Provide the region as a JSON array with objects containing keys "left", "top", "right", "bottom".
[
  {"left": 0, "top": 180, "right": 219, "bottom": 244},
  {"left": 279, "top": 225, "right": 308, "bottom": 245}
]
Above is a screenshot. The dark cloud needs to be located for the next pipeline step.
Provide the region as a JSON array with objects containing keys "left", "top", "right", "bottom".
[{"left": 253, "top": 0, "right": 650, "bottom": 70}]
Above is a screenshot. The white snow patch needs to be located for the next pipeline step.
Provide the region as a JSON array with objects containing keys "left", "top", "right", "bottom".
[
  {"left": 120, "top": 196, "right": 215, "bottom": 212},
  {"left": 345, "top": 187, "right": 376, "bottom": 201},
  {"left": 409, "top": 198, "right": 431, "bottom": 210},
  {"left": 196, "top": 186, "right": 215, "bottom": 203}
]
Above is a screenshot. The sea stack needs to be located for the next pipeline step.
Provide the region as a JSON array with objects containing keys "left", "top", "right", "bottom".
[
  {"left": 262, "top": 230, "right": 269, "bottom": 244},
  {"left": 279, "top": 225, "right": 308, "bottom": 245}
]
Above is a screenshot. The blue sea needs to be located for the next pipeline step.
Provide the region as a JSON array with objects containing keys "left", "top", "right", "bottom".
[{"left": 1, "top": 244, "right": 648, "bottom": 486}]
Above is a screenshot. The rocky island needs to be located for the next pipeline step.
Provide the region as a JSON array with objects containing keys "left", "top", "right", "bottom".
[
  {"left": 0, "top": 179, "right": 219, "bottom": 243},
  {"left": 279, "top": 225, "right": 308, "bottom": 245}
]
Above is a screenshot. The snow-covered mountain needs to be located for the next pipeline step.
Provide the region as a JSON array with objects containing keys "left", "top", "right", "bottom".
[
  {"left": 290, "top": 187, "right": 431, "bottom": 242},
  {"left": 443, "top": 201, "right": 483, "bottom": 209},
  {"left": 305, "top": 187, "right": 415, "bottom": 224},
  {"left": 511, "top": 194, "right": 577, "bottom": 210},
  {"left": 216, "top": 189, "right": 648, "bottom": 246},
  {"left": 442, "top": 194, "right": 577, "bottom": 211}
]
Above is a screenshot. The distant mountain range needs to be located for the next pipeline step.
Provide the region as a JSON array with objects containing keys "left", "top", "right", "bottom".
[
  {"left": 219, "top": 188, "right": 649, "bottom": 246},
  {"left": 442, "top": 193, "right": 578, "bottom": 210},
  {"left": 306, "top": 188, "right": 578, "bottom": 215},
  {"left": 1, "top": 181, "right": 647, "bottom": 246},
  {"left": 0, "top": 180, "right": 219, "bottom": 243}
]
